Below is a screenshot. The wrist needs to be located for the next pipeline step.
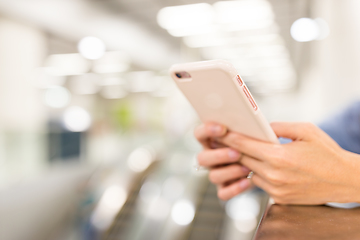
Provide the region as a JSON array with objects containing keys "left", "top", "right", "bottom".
[{"left": 341, "top": 150, "right": 360, "bottom": 202}]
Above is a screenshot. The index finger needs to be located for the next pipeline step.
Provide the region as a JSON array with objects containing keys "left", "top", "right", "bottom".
[
  {"left": 218, "top": 131, "right": 281, "bottom": 163},
  {"left": 194, "top": 122, "right": 227, "bottom": 149}
]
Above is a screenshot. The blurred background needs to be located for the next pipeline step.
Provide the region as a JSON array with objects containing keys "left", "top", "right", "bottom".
[{"left": 0, "top": 0, "right": 360, "bottom": 239}]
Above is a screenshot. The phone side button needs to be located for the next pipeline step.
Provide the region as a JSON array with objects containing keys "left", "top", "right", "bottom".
[
  {"left": 243, "top": 86, "right": 258, "bottom": 111},
  {"left": 236, "top": 75, "right": 243, "bottom": 86}
]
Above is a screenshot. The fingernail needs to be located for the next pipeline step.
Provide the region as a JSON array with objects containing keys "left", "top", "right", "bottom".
[
  {"left": 210, "top": 141, "right": 221, "bottom": 149},
  {"left": 239, "top": 179, "right": 250, "bottom": 189},
  {"left": 241, "top": 166, "right": 250, "bottom": 173},
  {"left": 228, "top": 149, "right": 240, "bottom": 160},
  {"left": 211, "top": 125, "right": 223, "bottom": 134},
  {"left": 210, "top": 141, "right": 218, "bottom": 149}
]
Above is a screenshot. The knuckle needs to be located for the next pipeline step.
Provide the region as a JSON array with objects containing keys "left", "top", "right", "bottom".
[
  {"left": 306, "top": 122, "right": 316, "bottom": 129},
  {"left": 216, "top": 149, "right": 230, "bottom": 163},
  {"left": 264, "top": 171, "right": 276, "bottom": 183},
  {"left": 217, "top": 185, "right": 241, "bottom": 201},
  {"left": 193, "top": 126, "right": 202, "bottom": 139},
  {"left": 217, "top": 190, "right": 229, "bottom": 201},
  {"left": 268, "top": 186, "right": 283, "bottom": 199},
  {"left": 210, "top": 165, "right": 241, "bottom": 185},
  {"left": 197, "top": 152, "right": 206, "bottom": 166},
  {"left": 231, "top": 187, "right": 241, "bottom": 198},
  {"left": 227, "top": 132, "right": 243, "bottom": 145},
  {"left": 302, "top": 122, "right": 316, "bottom": 133},
  {"left": 270, "top": 147, "right": 293, "bottom": 169},
  {"left": 272, "top": 193, "right": 291, "bottom": 205},
  {"left": 208, "top": 171, "right": 220, "bottom": 184},
  {"left": 269, "top": 187, "right": 291, "bottom": 202},
  {"left": 193, "top": 126, "right": 200, "bottom": 139},
  {"left": 264, "top": 170, "right": 283, "bottom": 185},
  {"left": 232, "top": 164, "right": 244, "bottom": 176},
  {"left": 251, "top": 174, "right": 260, "bottom": 185}
]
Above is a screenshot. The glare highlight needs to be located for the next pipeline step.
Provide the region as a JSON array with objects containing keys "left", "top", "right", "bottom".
[
  {"left": 157, "top": 0, "right": 273, "bottom": 37},
  {"left": 44, "top": 86, "right": 71, "bottom": 108},
  {"left": 157, "top": 3, "right": 214, "bottom": 30},
  {"left": 214, "top": 0, "right": 274, "bottom": 30},
  {"left": 225, "top": 194, "right": 260, "bottom": 220},
  {"left": 127, "top": 147, "right": 154, "bottom": 172},
  {"left": 147, "top": 197, "right": 171, "bottom": 220},
  {"left": 91, "top": 185, "right": 127, "bottom": 230},
  {"left": 78, "top": 36, "right": 106, "bottom": 60},
  {"left": 171, "top": 199, "right": 195, "bottom": 225},
  {"left": 63, "top": 106, "right": 91, "bottom": 132},
  {"left": 225, "top": 194, "right": 260, "bottom": 233},
  {"left": 291, "top": 18, "right": 320, "bottom": 42},
  {"left": 234, "top": 216, "right": 258, "bottom": 233}
]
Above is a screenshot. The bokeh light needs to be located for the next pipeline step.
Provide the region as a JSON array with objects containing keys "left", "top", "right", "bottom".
[
  {"left": 157, "top": 3, "right": 214, "bottom": 31},
  {"left": 43, "top": 86, "right": 71, "bottom": 108},
  {"left": 234, "top": 217, "right": 258, "bottom": 233},
  {"left": 139, "top": 181, "right": 161, "bottom": 202},
  {"left": 91, "top": 185, "right": 127, "bottom": 230},
  {"left": 225, "top": 193, "right": 260, "bottom": 233},
  {"left": 127, "top": 147, "right": 154, "bottom": 172},
  {"left": 171, "top": 199, "right": 195, "bottom": 225},
  {"left": 63, "top": 106, "right": 92, "bottom": 132},
  {"left": 225, "top": 194, "right": 260, "bottom": 220},
  {"left": 147, "top": 197, "right": 171, "bottom": 220},
  {"left": 78, "top": 36, "right": 106, "bottom": 60},
  {"left": 290, "top": 18, "right": 320, "bottom": 42}
]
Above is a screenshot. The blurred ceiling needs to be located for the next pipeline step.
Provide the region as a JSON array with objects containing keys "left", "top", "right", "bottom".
[
  {"left": 0, "top": 0, "right": 181, "bottom": 70},
  {"left": 94, "top": 0, "right": 311, "bottom": 69},
  {"left": 96, "top": 0, "right": 221, "bottom": 47},
  {"left": 97, "top": 0, "right": 308, "bottom": 47},
  {"left": 0, "top": 0, "right": 311, "bottom": 72}
]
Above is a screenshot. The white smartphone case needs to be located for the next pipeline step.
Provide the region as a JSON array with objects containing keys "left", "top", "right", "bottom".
[{"left": 170, "top": 60, "right": 278, "bottom": 144}]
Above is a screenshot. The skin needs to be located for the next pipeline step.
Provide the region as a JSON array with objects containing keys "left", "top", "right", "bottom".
[{"left": 195, "top": 121, "right": 360, "bottom": 204}]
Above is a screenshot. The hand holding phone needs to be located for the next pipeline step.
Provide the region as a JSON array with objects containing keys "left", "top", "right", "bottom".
[
  {"left": 170, "top": 60, "right": 278, "bottom": 200},
  {"left": 194, "top": 122, "right": 253, "bottom": 200}
]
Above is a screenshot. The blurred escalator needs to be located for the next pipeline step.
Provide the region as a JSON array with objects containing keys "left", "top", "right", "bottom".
[{"left": 186, "top": 183, "right": 226, "bottom": 240}]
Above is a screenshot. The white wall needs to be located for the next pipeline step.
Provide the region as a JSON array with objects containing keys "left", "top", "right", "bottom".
[
  {"left": 257, "top": 0, "right": 360, "bottom": 123},
  {"left": 0, "top": 18, "right": 46, "bottom": 131},
  {"left": 0, "top": 18, "right": 47, "bottom": 185},
  {"left": 316, "top": 0, "right": 360, "bottom": 114}
]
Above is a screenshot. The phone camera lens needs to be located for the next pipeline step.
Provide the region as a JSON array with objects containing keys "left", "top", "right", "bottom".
[{"left": 175, "top": 73, "right": 182, "bottom": 78}]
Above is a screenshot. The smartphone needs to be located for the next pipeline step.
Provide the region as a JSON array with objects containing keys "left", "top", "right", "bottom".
[{"left": 170, "top": 59, "right": 278, "bottom": 143}]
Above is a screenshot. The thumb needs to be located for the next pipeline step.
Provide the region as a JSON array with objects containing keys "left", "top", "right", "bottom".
[{"left": 270, "top": 122, "right": 315, "bottom": 141}]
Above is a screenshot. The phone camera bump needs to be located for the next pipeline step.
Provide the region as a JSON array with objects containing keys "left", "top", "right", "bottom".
[
  {"left": 174, "top": 71, "right": 192, "bottom": 82},
  {"left": 175, "top": 71, "right": 191, "bottom": 79}
]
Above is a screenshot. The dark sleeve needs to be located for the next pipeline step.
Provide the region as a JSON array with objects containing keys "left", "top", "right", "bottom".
[{"left": 319, "top": 101, "right": 360, "bottom": 154}]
